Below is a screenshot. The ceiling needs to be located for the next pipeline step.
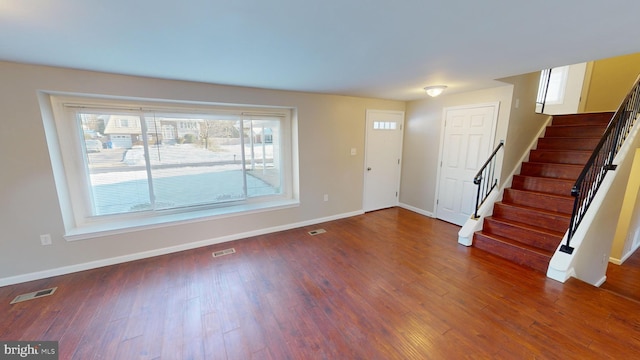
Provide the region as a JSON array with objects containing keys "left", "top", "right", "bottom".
[{"left": 1, "top": 0, "right": 640, "bottom": 101}]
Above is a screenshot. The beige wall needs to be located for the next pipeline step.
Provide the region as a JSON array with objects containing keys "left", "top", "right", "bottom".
[
  {"left": 399, "top": 72, "right": 546, "bottom": 217},
  {"left": 0, "top": 61, "right": 573, "bottom": 283},
  {"left": 583, "top": 53, "right": 640, "bottom": 112},
  {"left": 399, "top": 84, "right": 514, "bottom": 214},
  {"left": 498, "top": 72, "right": 550, "bottom": 183},
  {"left": 0, "top": 61, "right": 404, "bottom": 283}
]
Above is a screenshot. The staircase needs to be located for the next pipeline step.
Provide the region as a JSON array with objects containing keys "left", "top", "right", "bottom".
[{"left": 473, "top": 112, "right": 613, "bottom": 272}]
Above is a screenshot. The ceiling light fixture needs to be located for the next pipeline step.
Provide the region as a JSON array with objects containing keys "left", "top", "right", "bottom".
[{"left": 424, "top": 85, "right": 448, "bottom": 97}]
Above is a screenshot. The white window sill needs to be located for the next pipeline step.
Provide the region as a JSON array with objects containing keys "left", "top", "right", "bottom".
[{"left": 64, "top": 199, "right": 300, "bottom": 242}]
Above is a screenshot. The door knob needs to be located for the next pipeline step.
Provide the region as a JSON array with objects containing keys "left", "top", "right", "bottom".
[{"left": 367, "top": 167, "right": 372, "bottom": 171}]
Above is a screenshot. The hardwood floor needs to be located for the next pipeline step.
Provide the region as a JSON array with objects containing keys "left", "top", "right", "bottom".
[
  {"left": 602, "top": 247, "right": 640, "bottom": 303},
  {"left": 2, "top": 207, "right": 640, "bottom": 359}
]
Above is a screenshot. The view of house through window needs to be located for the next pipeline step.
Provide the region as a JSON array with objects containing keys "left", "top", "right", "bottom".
[
  {"left": 45, "top": 93, "right": 296, "bottom": 237},
  {"left": 80, "top": 111, "right": 283, "bottom": 216}
]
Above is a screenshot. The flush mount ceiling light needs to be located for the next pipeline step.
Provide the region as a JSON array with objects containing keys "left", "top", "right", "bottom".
[{"left": 424, "top": 85, "right": 448, "bottom": 97}]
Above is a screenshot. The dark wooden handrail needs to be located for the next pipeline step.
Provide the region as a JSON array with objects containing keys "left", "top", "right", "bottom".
[
  {"left": 473, "top": 141, "right": 504, "bottom": 219},
  {"left": 561, "top": 75, "right": 640, "bottom": 254}
]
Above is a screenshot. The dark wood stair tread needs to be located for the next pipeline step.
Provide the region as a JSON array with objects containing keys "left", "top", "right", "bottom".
[
  {"left": 520, "top": 162, "right": 584, "bottom": 180},
  {"left": 513, "top": 174, "right": 575, "bottom": 186},
  {"left": 483, "top": 216, "right": 564, "bottom": 252},
  {"left": 511, "top": 175, "right": 575, "bottom": 197},
  {"left": 528, "top": 148, "right": 593, "bottom": 156},
  {"left": 546, "top": 124, "right": 607, "bottom": 128},
  {"left": 475, "top": 232, "right": 554, "bottom": 256},
  {"left": 493, "top": 202, "right": 571, "bottom": 234},
  {"left": 505, "top": 188, "right": 573, "bottom": 201},
  {"left": 528, "top": 149, "right": 593, "bottom": 165},
  {"left": 538, "top": 136, "right": 602, "bottom": 141},
  {"left": 473, "top": 232, "right": 553, "bottom": 272},
  {"left": 503, "top": 188, "right": 574, "bottom": 214},
  {"left": 513, "top": 174, "right": 575, "bottom": 183},
  {"left": 536, "top": 137, "right": 602, "bottom": 151},
  {"left": 485, "top": 217, "right": 566, "bottom": 238},
  {"left": 544, "top": 125, "right": 607, "bottom": 138},
  {"left": 524, "top": 161, "right": 584, "bottom": 168},
  {"left": 496, "top": 201, "right": 571, "bottom": 219},
  {"left": 550, "top": 112, "right": 614, "bottom": 125},
  {"left": 473, "top": 112, "right": 609, "bottom": 273}
]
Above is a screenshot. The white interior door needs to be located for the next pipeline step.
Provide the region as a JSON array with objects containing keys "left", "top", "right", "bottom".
[
  {"left": 363, "top": 110, "right": 404, "bottom": 212},
  {"left": 436, "top": 104, "right": 498, "bottom": 225}
]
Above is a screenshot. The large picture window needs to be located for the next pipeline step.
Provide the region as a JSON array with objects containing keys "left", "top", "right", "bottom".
[{"left": 45, "top": 94, "right": 296, "bottom": 239}]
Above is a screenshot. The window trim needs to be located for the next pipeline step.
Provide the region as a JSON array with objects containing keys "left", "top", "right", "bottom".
[
  {"left": 43, "top": 92, "right": 298, "bottom": 241},
  {"left": 542, "top": 66, "right": 570, "bottom": 105}
]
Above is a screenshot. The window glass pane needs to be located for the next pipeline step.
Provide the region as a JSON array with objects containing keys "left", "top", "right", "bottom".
[
  {"left": 373, "top": 121, "right": 396, "bottom": 130},
  {"left": 147, "top": 114, "right": 247, "bottom": 209},
  {"left": 243, "top": 118, "right": 282, "bottom": 197},
  {"left": 68, "top": 101, "right": 289, "bottom": 225},
  {"left": 81, "top": 112, "right": 152, "bottom": 216},
  {"left": 541, "top": 66, "right": 569, "bottom": 104}
]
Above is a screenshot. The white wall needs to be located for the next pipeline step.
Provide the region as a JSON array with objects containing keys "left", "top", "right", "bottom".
[
  {"left": 610, "top": 149, "right": 640, "bottom": 263},
  {"left": 0, "top": 61, "right": 404, "bottom": 285},
  {"left": 549, "top": 119, "right": 640, "bottom": 285}
]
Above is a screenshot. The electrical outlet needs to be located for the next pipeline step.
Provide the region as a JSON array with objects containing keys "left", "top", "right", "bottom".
[
  {"left": 323, "top": 194, "right": 329, "bottom": 202},
  {"left": 40, "top": 234, "right": 52, "bottom": 246}
]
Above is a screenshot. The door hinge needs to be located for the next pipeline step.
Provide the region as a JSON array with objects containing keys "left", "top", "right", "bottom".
[
  {"left": 396, "top": 191, "right": 398, "bottom": 197},
  {"left": 397, "top": 159, "right": 400, "bottom": 165}
]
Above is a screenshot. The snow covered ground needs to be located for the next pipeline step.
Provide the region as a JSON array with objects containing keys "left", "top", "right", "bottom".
[
  {"left": 122, "top": 143, "right": 273, "bottom": 166},
  {"left": 87, "top": 143, "right": 277, "bottom": 215}
]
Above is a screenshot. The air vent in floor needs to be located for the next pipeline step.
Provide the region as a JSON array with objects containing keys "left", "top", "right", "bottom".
[
  {"left": 10, "top": 287, "right": 57, "bottom": 304},
  {"left": 308, "top": 229, "right": 326, "bottom": 236},
  {"left": 212, "top": 248, "right": 236, "bottom": 258}
]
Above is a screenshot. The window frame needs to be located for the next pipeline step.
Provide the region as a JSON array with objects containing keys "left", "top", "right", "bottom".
[
  {"left": 45, "top": 93, "right": 298, "bottom": 241},
  {"left": 542, "top": 66, "right": 570, "bottom": 105}
]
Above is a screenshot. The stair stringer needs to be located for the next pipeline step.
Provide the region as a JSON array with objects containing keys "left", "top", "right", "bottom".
[
  {"left": 548, "top": 116, "right": 640, "bottom": 286},
  {"left": 458, "top": 115, "right": 553, "bottom": 245}
]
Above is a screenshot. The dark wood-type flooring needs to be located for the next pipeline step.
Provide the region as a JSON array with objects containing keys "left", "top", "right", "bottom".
[
  {"left": 602, "top": 247, "right": 640, "bottom": 303},
  {"left": 2, "top": 207, "right": 640, "bottom": 359}
]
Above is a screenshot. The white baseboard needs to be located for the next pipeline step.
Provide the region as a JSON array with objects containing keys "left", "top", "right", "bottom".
[
  {"left": 0, "top": 210, "right": 364, "bottom": 287},
  {"left": 609, "top": 258, "right": 623, "bottom": 266},
  {"left": 612, "top": 241, "right": 640, "bottom": 265},
  {"left": 398, "top": 203, "right": 434, "bottom": 217}
]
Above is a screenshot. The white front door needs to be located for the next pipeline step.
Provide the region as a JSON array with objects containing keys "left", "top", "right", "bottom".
[
  {"left": 363, "top": 110, "right": 404, "bottom": 212},
  {"left": 436, "top": 104, "right": 498, "bottom": 225}
]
